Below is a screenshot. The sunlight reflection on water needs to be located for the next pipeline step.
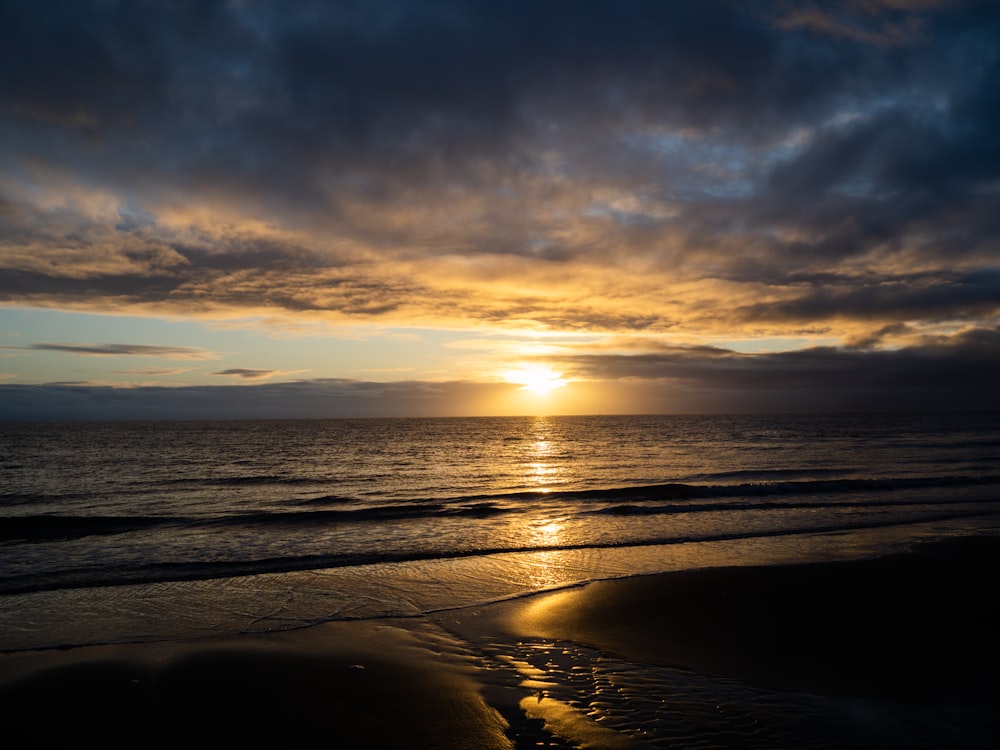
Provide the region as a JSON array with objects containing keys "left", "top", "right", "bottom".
[{"left": 524, "top": 430, "right": 563, "bottom": 490}]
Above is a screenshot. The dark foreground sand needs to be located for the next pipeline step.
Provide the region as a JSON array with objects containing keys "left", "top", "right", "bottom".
[
  {"left": 443, "top": 534, "right": 1000, "bottom": 705},
  {"left": 2, "top": 535, "right": 999, "bottom": 749}
]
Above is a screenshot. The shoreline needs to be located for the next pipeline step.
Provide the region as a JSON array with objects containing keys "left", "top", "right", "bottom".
[
  {"left": 3, "top": 535, "right": 999, "bottom": 748},
  {"left": 5, "top": 518, "right": 992, "bottom": 654}
]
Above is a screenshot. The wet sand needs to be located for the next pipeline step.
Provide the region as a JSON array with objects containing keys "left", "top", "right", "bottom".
[
  {"left": 0, "top": 619, "right": 511, "bottom": 749},
  {"left": 2, "top": 535, "right": 998, "bottom": 749},
  {"left": 442, "top": 534, "right": 1000, "bottom": 704}
]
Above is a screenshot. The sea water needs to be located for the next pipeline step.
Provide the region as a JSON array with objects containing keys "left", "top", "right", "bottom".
[{"left": 2, "top": 412, "right": 1000, "bottom": 650}]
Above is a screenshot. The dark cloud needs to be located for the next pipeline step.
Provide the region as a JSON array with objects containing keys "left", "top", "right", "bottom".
[
  {"left": 552, "top": 325, "right": 1000, "bottom": 411},
  {"left": 0, "top": 269, "right": 184, "bottom": 306},
  {"left": 113, "top": 367, "right": 190, "bottom": 376},
  {"left": 0, "top": 378, "right": 516, "bottom": 421},
  {"left": 212, "top": 368, "right": 278, "bottom": 379},
  {"left": 2, "top": 0, "right": 999, "bottom": 379},
  {"left": 734, "top": 269, "right": 1000, "bottom": 325},
  {"left": 2, "top": 0, "right": 966, "bottom": 202},
  {"left": 26, "top": 343, "right": 215, "bottom": 359}
]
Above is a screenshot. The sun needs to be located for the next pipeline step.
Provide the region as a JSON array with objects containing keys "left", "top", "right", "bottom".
[{"left": 503, "top": 364, "right": 568, "bottom": 396}]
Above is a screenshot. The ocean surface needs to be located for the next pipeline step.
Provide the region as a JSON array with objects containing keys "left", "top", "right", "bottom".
[{"left": 3, "top": 411, "right": 1000, "bottom": 652}]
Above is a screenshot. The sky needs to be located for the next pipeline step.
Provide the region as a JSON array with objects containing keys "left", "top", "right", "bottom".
[{"left": 1, "top": 0, "right": 999, "bottom": 420}]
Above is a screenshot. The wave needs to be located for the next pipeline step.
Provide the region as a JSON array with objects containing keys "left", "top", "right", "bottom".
[
  {"left": 464, "top": 473, "right": 1000, "bottom": 505},
  {"left": 680, "top": 468, "right": 851, "bottom": 482},
  {"left": 158, "top": 474, "right": 321, "bottom": 487},
  {"left": 0, "top": 515, "right": 184, "bottom": 543},
  {"left": 5, "top": 474, "right": 999, "bottom": 545},
  {"left": 297, "top": 494, "right": 358, "bottom": 506},
  {"left": 589, "top": 496, "right": 1000, "bottom": 517},
  {"left": 0, "top": 501, "right": 512, "bottom": 544},
  {"left": 4, "top": 508, "right": 1000, "bottom": 597},
  {"left": 200, "top": 501, "right": 509, "bottom": 528},
  {"left": 0, "top": 491, "right": 111, "bottom": 506},
  {"left": 688, "top": 475, "right": 1000, "bottom": 499}
]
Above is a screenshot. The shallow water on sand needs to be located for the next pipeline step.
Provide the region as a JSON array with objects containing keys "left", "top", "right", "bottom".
[
  {"left": 465, "top": 637, "right": 1000, "bottom": 750},
  {"left": 4, "top": 517, "right": 998, "bottom": 651}
]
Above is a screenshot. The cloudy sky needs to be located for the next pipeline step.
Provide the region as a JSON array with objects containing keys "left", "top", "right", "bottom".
[{"left": 2, "top": 0, "right": 999, "bottom": 419}]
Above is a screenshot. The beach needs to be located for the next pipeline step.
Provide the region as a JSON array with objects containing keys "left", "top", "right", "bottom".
[
  {"left": 0, "top": 618, "right": 512, "bottom": 749},
  {"left": 3, "top": 535, "right": 998, "bottom": 749}
]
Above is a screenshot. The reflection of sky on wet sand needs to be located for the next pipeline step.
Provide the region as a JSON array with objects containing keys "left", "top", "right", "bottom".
[{"left": 515, "top": 549, "right": 572, "bottom": 591}]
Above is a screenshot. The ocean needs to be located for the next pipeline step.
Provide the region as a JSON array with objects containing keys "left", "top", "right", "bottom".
[{"left": 2, "top": 411, "right": 1000, "bottom": 652}]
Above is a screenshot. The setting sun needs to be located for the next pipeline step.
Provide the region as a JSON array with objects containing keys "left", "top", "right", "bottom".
[{"left": 503, "top": 365, "right": 569, "bottom": 396}]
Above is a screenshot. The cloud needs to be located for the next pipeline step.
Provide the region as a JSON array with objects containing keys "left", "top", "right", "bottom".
[
  {"left": 26, "top": 343, "right": 218, "bottom": 359},
  {"left": 775, "top": 2, "right": 938, "bottom": 47},
  {"left": 113, "top": 367, "right": 191, "bottom": 376},
  {"left": 211, "top": 368, "right": 304, "bottom": 380},
  {"left": 0, "top": 0, "right": 998, "bottom": 361},
  {"left": 548, "top": 325, "right": 1000, "bottom": 411},
  {"left": 0, "top": 378, "right": 520, "bottom": 421},
  {"left": 732, "top": 269, "right": 1000, "bottom": 326}
]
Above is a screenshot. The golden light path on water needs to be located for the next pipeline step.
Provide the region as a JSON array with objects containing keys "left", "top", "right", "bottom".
[
  {"left": 517, "top": 423, "right": 574, "bottom": 589},
  {"left": 527, "top": 434, "right": 560, "bottom": 489}
]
